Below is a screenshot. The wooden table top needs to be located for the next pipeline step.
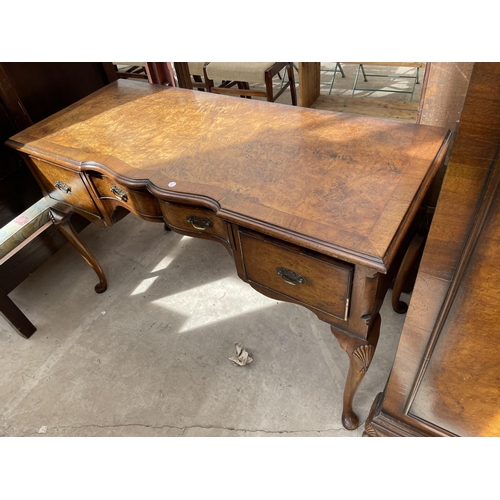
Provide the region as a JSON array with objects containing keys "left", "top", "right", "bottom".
[{"left": 7, "top": 79, "right": 450, "bottom": 272}]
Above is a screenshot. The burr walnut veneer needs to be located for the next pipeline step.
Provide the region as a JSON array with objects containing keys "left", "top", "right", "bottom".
[{"left": 6, "top": 79, "right": 450, "bottom": 430}]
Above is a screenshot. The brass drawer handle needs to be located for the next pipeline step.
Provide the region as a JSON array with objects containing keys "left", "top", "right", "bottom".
[
  {"left": 276, "top": 267, "right": 306, "bottom": 286},
  {"left": 110, "top": 185, "right": 128, "bottom": 202},
  {"left": 187, "top": 215, "right": 213, "bottom": 230},
  {"left": 54, "top": 180, "right": 71, "bottom": 194}
]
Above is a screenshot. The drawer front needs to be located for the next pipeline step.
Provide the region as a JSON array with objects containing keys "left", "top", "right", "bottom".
[
  {"left": 159, "top": 201, "right": 230, "bottom": 245},
  {"left": 30, "top": 157, "right": 100, "bottom": 216},
  {"left": 90, "top": 174, "right": 161, "bottom": 218},
  {"left": 239, "top": 231, "right": 353, "bottom": 320}
]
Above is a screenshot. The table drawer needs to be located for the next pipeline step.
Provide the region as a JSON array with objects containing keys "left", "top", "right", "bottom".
[
  {"left": 30, "top": 157, "right": 100, "bottom": 216},
  {"left": 159, "top": 201, "right": 230, "bottom": 245},
  {"left": 89, "top": 174, "right": 161, "bottom": 218},
  {"left": 239, "top": 230, "right": 353, "bottom": 320}
]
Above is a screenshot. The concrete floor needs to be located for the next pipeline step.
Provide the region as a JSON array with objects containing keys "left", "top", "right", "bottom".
[
  {"left": 318, "top": 63, "right": 424, "bottom": 101},
  {"left": 246, "top": 62, "right": 424, "bottom": 107},
  {"left": 0, "top": 213, "right": 409, "bottom": 437}
]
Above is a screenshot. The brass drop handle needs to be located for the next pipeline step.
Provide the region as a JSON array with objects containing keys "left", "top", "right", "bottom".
[
  {"left": 54, "top": 180, "right": 71, "bottom": 194},
  {"left": 187, "top": 215, "right": 213, "bottom": 230},
  {"left": 276, "top": 267, "right": 306, "bottom": 286},
  {"left": 110, "top": 185, "right": 128, "bottom": 202}
]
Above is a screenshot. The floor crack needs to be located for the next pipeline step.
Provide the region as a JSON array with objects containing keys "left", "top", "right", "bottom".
[{"left": 20, "top": 422, "right": 348, "bottom": 436}]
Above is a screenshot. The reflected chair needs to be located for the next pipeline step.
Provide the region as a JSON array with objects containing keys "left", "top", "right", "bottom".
[{"left": 203, "top": 62, "right": 297, "bottom": 105}]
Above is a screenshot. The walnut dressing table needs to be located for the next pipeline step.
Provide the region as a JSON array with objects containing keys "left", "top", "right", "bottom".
[{"left": 6, "top": 79, "right": 450, "bottom": 430}]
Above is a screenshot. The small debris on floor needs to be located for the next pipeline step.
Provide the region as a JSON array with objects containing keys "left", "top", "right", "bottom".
[
  {"left": 229, "top": 343, "right": 253, "bottom": 366},
  {"left": 38, "top": 426, "right": 47, "bottom": 434}
]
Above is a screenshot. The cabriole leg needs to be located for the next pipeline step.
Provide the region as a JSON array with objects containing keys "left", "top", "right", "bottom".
[
  {"left": 331, "top": 313, "right": 381, "bottom": 430},
  {"left": 50, "top": 209, "right": 107, "bottom": 293}
]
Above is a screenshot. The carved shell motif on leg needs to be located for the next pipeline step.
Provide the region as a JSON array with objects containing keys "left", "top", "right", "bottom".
[{"left": 352, "top": 344, "right": 375, "bottom": 373}]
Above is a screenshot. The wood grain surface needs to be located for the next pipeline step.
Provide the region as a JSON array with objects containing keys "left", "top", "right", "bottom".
[
  {"left": 410, "top": 169, "right": 500, "bottom": 436},
  {"left": 7, "top": 79, "right": 450, "bottom": 273}
]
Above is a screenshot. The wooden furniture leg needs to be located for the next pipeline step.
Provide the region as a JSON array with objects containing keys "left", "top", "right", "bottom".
[
  {"left": 50, "top": 209, "right": 107, "bottom": 293},
  {"left": 0, "top": 287, "right": 36, "bottom": 338},
  {"left": 237, "top": 81, "right": 252, "bottom": 99},
  {"left": 173, "top": 62, "right": 193, "bottom": 89},
  {"left": 193, "top": 75, "right": 204, "bottom": 89},
  {"left": 287, "top": 62, "right": 298, "bottom": 106},
  {"left": 331, "top": 313, "right": 381, "bottom": 430},
  {"left": 391, "top": 233, "right": 426, "bottom": 313}
]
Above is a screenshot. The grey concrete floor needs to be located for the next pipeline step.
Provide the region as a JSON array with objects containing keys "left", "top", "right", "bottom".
[
  {"left": 317, "top": 63, "right": 424, "bottom": 101},
  {"left": 0, "top": 213, "right": 409, "bottom": 437},
  {"left": 234, "top": 62, "right": 424, "bottom": 106}
]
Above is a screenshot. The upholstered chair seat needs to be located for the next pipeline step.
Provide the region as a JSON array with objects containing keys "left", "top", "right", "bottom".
[
  {"left": 187, "top": 62, "right": 207, "bottom": 76},
  {"left": 205, "top": 62, "right": 276, "bottom": 84}
]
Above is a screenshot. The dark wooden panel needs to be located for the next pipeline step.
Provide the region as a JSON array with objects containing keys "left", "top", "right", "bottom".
[
  {"left": 0, "top": 93, "right": 41, "bottom": 227},
  {"left": 0, "top": 63, "right": 115, "bottom": 125},
  {"left": 0, "top": 157, "right": 42, "bottom": 227}
]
